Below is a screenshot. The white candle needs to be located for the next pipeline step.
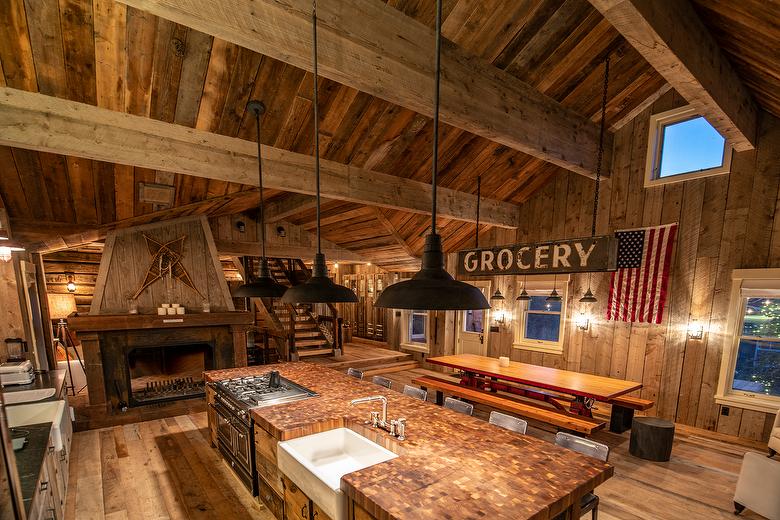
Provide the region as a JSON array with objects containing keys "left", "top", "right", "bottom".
[
  {"left": 499, "top": 356, "right": 510, "bottom": 367},
  {"left": 166, "top": 307, "right": 177, "bottom": 315},
  {"left": 157, "top": 307, "right": 166, "bottom": 316},
  {"left": 176, "top": 307, "right": 185, "bottom": 315}
]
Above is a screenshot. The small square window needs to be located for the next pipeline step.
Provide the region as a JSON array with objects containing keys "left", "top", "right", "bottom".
[
  {"left": 513, "top": 278, "right": 568, "bottom": 354},
  {"left": 645, "top": 106, "right": 732, "bottom": 186}
]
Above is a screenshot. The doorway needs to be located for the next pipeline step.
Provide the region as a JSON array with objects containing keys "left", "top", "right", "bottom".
[{"left": 456, "top": 281, "right": 490, "bottom": 356}]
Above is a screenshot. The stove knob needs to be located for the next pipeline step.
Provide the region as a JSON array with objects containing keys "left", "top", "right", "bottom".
[{"left": 238, "top": 410, "right": 247, "bottom": 418}]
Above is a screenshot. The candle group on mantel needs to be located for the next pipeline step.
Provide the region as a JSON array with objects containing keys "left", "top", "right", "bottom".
[{"left": 157, "top": 303, "right": 186, "bottom": 316}]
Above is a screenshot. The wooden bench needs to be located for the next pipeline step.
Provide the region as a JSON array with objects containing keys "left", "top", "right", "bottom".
[
  {"left": 413, "top": 376, "right": 605, "bottom": 435},
  {"left": 607, "top": 395, "right": 654, "bottom": 433}
]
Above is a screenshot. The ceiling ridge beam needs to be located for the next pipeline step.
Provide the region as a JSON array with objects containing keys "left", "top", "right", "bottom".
[
  {"left": 117, "top": 0, "right": 609, "bottom": 178},
  {"left": 589, "top": 0, "right": 758, "bottom": 151},
  {"left": 0, "top": 87, "right": 520, "bottom": 229}
]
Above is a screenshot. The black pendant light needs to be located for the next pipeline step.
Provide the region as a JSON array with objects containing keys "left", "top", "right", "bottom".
[
  {"left": 516, "top": 275, "right": 530, "bottom": 301},
  {"left": 546, "top": 274, "right": 562, "bottom": 303},
  {"left": 375, "top": 0, "right": 489, "bottom": 311},
  {"left": 282, "top": 1, "right": 358, "bottom": 305},
  {"left": 234, "top": 101, "right": 288, "bottom": 298},
  {"left": 579, "top": 56, "right": 610, "bottom": 304},
  {"left": 490, "top": 289, "right": 505, "bottom": 302}
]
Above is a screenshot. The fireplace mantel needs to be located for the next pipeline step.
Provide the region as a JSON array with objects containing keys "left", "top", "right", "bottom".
[{"left": 69, "top": 312, "right": 253, "bottom": 332}]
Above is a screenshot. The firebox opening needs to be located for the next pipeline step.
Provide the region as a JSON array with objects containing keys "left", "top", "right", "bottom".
[{"left": 126, "top": 343, "right": 213, "bottom": 405}]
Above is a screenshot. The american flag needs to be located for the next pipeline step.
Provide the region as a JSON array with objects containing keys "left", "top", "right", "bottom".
[{"left": 606, "top": 223, "right": 678, "bottom": 324}]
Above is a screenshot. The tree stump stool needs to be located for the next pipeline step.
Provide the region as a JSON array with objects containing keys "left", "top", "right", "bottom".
[{"left": 629, "top": 417, "right": 674, "bottom": 461}]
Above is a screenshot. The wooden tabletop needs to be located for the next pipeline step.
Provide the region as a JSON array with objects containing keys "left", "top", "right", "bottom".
[
  {"left": 427, "top": 353, "right": 641, "bottom": 401},
  {"left": 205, "top": 363, "right": 613, "bottom": 519}
]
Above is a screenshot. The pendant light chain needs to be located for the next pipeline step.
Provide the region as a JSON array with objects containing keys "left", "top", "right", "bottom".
[
  {"left": 431, "top": 0, "right": 442, "bottom": 236},
  {"left": 475, "top": 175, "right": 481, "bottom": 249},
  {"left": 255, "top": 110, "right": 267, "bottom": 260},
  {"left": 312, "top": 0, "right": 322, "bottom": 255},
  {"left": 590, "top": 54, "right": 610, "bottom": 238}
]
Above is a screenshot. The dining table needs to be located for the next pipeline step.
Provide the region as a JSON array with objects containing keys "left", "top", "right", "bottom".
[{"left": 426, "top": 353, "right": 643, "bottom": 418}]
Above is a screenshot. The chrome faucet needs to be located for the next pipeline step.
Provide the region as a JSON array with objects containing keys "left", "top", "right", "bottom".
[{"left": 349, "top": 395, "right": 406, "bottom": 440}]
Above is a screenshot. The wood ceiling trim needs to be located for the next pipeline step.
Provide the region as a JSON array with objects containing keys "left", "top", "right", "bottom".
[
  {"left": 0, "top": 87, "right": 520, "bottom": 228},
  {"left": 589, "top": 0, "right": 758, "bottom": 151},
  {"left": 264, "top": 194, "right": 319, "bottom": 223},
  {"left": 372, "top": 207, "right": 419, "bottom": 260},
  {"left": 117, "top": 0, "right": 611, "bottom": 179}
]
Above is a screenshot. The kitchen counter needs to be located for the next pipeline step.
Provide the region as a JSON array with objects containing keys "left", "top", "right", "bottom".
[
  {"left": 12, "top": 421, "right": 52, "bottom": 514},
  {"left": 206, "top": 363, "right": 613, "bottom": 520},
  {"left": 1, "top": 369, "right": 67, "bottom": 401}
]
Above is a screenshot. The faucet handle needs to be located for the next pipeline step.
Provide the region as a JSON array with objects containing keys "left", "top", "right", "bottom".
[
  {"left": 370, "top": 411, "right": 380, "bottom": 427},
  {"left": 395, "top": 417, "right": 406, "bottom": 441}
]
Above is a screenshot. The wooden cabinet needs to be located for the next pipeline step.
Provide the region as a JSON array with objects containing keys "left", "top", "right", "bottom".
[
  {"left": 254, "top": 424, "right": 285, "bottom": 519},
  {"left": 283, "top": 475, "right": 310, "bottom": 520},
  {"left": 347, "top": 500, "right": 378, "bottom": 520},
  {"left": 312, "top": 503, "right": 332, "bottom": 520},
  {"left": 206, "top": 385, "right": 218, "bottom": 447}
]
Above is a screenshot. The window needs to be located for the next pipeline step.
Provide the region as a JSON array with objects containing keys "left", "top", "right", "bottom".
[
  {"left": 716, "top": 269, "right": 780, "bottom": 413},
  {"left": 514, "top": 276, "right": 568, "bottom": 354},
  {"left": 401, "top": 309, "right": 429, "bottom": 352},
  {"left": 463, "top": 309, "right": 484, "bottom": 333},
  {"left": 645, "top": 106, "right": 731, "bottom": 186}
]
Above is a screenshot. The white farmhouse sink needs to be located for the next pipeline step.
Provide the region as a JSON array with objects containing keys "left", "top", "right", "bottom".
[
  {"left": 278, "top": 428, "right": 398, "bottom": 520},
  {"left": 6, "top": 400, "right": 68, "bottom": 450},
  {"left": 2, "top": 388, "right": 56, "bottom": 405}
]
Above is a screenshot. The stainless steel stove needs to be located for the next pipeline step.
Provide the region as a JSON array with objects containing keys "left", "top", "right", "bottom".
[{"left": 209, "top": 371, "right": 316, "bottom": 495}]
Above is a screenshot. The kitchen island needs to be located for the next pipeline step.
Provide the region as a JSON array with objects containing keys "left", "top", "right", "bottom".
[{"left": 205, "top": 363, "right": 613, "bottom": 520}]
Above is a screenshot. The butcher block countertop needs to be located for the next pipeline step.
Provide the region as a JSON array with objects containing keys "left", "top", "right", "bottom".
[{"left": 205, "top": 363, "right": 613, "bottom": 520}]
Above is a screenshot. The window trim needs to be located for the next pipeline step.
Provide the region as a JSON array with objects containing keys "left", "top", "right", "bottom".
[
  {"left": 400, "top": 309, "right": 430, "bottom": 353},
  {"left": 644, "top": 105, "right": 732, "bottom": 187},
  {"left": 715, "top": 269, "right": 780, "bottom": 414},
  {"left": 513, "top": 276, "right": 568, "bottom": 355}
]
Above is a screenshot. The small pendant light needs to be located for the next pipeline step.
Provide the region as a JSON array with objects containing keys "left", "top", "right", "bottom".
[
  {"left": 375, "top": 0, "right": 489, "bottom": 311},
  {"left": 546, "top": 274, "right": 562, "bottom": 303},
  {"left": 234, "top": 101, "right": 288, "bottom": 298},
  {"left": 579, "top": 273, "right": 597, "bottom": 303},
  {"left": 516, "top": 275, "right": 530, "bottom": 301},
  {"left": 490, "top": 288, "right": 505, "bottom": 302},
  {"left": 282, "top": 0, "right": 358, "bottom": 304}
]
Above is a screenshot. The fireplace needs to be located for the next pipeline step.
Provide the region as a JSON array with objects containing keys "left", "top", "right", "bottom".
[
  {"left": 126, "top": 342, "right": 214, "bottom": 406},
  {"left": 69, "top": 313, "right": 254, "bottom": 412}
]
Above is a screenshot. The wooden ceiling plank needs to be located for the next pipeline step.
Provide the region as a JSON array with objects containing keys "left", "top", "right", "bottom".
[
  {"left": 172, "top": 28, "right": 212, "bottom": 127},
  {"left": 124, "top": 7, "right": 156, "bottom": 116},
  {"left": 0, "top": 0, "right": 38, "bottom": 91},
  {"left": 93, "top": 0, "right": 127, "bottom": 111},
  {"left": 58, "top": 0, "right": 98, "bottom": 105},
  {"left": 113, "top": 163, "right": 134, "bottom": 220},
  {"left": 264, "top": 194, "right": 318, "bottom": 223},
  {"left": 117, "top": 0, "right": 610, "bottom": 178},
  {"left": 23, "top": 0, "right": 69, "bottom": 98},
  {"left": 0, "top": 87, "right": 520, "bottom": 228},
  {"left": 588, "top": 0, "right": 758, "bottom": 151},
  {"left": 372, "top": 207, "right": 418, "bottom": 259}
]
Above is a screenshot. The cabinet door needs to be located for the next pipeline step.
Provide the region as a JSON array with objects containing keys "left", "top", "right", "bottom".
[
  {"left": 283, "top": 476, "right": 310, "bottom": 520},
  {"left": 312, "top": 503, "right": 332, "bottom": 520}
]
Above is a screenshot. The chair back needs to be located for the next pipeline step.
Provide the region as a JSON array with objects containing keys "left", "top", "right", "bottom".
[
  {"left": 372, "top": 375, "right": 392, "bottom": 389},
  {"left": 488, "top": 411, "right": 528, "bottom": 434},
  {"left": 554, "top": 432, "right": 609, "bottom": 461},
  {"left": 444, "top": 397, "right": 474, "bottom": 416},
  {"left": 346, "top": 368, "right": 364, "bottom": 380},
  {"left": 402, "top": 385, "right": 427, "bottom": 401}
]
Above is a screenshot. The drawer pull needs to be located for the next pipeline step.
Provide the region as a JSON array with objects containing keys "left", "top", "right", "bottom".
[
  {"left": 40, "top": 481, "right": 49, "bottom": 491},
  {"left": 301, "top": 504, "right": 309, "bottom": 519}
]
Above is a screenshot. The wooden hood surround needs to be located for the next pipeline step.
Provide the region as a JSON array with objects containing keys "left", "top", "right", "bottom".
[{"left": 89, "top": 215, "right": 235, "bottom": 315}]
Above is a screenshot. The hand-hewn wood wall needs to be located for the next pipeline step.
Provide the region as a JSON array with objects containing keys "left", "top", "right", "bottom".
[{"left": 387, "top": 91, "right": 779, "bottom": 443}]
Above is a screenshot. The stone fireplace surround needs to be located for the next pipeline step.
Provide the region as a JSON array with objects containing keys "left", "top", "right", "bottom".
[{"left": 69, "top": 313, "right": 253, "bottom": 412}]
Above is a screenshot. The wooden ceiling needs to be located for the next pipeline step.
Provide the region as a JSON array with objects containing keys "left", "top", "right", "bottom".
[{"left": 0, "top": 0, "right": 776, "bottom": 269}]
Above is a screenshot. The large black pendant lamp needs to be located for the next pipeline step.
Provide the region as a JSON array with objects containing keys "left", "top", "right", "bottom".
[
  {"left": 233, "top": 101, "right": 288, "bottom": 298},
  {"left": 282, "top": 1, "right": 358, "bottom": 305},
  {"left": 375, "top": 0, "right": 489, "bottom": 311}
]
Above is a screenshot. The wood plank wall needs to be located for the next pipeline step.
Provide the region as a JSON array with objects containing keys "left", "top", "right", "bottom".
[
  {"left": 387, "top": 91, "right": 780, "bottom": 443},
  {"left": 43, "top": 250, "right": 101, "bottom": 314}
]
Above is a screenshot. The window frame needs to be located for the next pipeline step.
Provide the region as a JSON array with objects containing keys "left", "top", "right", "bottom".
[
  {"left": 644, "top": 105, "right": 732, "bottom": 187},
  {"left": 400, "top": 309, "right": 430, "bottom": 353},
  {"left": 513, "top": 276, "right": 568, "bottom": 355},
  {"left": 715, "top": 269, "right": 780, "bottom": 413}
]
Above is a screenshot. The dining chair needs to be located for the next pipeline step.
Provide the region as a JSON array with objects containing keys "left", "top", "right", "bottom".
[
  {"left": 488, "top": 411, "right": 528, "bottom": 434},
  {"left": 554, "top": 432, "right": 610, "bottom": 520},
  {"left": 402, "top": 385, "right": 427, "bottom": 401},
  {"left": 372, "top": 375, "right": 392, "bottom": 389},
  {"left": 444, "top": 397, "right": 474, "bottom": 416},
  {"left": 346, "top": 368, "right": 364, "bottom": 380}
]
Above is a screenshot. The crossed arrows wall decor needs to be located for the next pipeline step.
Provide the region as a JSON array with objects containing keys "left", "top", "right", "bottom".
[{"left": 132, "top": 234, "right": 204, "bottom": 300}]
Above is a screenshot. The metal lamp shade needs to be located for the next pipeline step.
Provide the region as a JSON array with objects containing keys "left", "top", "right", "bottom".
[
  {"left": 375, "top": 234, "right": 490, "bottom": 310},
  {"left": 546, "top": 288, "right": 562, "bottom": 302},
  {"left": 579, "top": 287, "right": 597, "bottom": 303},
  {"left": 516, "top": 288, "right": 530, "bottom": 301},
  {"left": 490, "top": 289, "right": 505, "bottom": 302},
  {"left": 281, "top": 253, "right": 357, "bottom": 304},
  {"left": 233, "top": 258, "right": 287, "bottom": 298}
]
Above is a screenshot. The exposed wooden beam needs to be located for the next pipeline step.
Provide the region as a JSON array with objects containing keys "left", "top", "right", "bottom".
[
  {"left": 213, "top": 239, "right": 366, "bottom": 263},
  {"left": 589, "top": 0, "right": 757, "bottom": 151},
  {"left": 372, "top": 208, "right": 418, "bottom": 260},
  {"left": 264, "top": 194, "right": 318, "bottom": 223},
  {"left": 0, "top": 87, "right": 519, "bottom": 228},
  {"left": 117, "top": 0, "right": 609, "bottom": 178},
  {"left": 609, "top": 83, "right": 672, "bottom": 132},
  {"left": 21, "top": 190, "right": 261, "bottom": 253}
]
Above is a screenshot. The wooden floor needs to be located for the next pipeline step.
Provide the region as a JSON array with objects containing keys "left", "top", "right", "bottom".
[{"left": 63, "top": 342, "right": 770, "bottom": 519}]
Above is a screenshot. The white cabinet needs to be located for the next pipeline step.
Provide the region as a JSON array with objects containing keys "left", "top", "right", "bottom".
[{"left": 26, "top": 412, "right": 71, "bottom": 519}]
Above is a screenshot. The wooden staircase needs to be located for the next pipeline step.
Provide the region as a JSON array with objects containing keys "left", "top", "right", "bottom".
[{"left": 248, "top": 258, "right": 338, "bottom": 361}]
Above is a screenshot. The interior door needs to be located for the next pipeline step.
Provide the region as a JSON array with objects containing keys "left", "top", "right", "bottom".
[{"left": 456, "top": 281, "right": 490, "bottom": 356}]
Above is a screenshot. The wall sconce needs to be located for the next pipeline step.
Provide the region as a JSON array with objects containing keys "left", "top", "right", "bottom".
[
  {"left": 66, "top": 274, "right": 77, "bottom": 293},
  {"left": 236, "top": 220, "right": 246, "bottom": 233},
  {"left": 493, "top": 309, "right": 507, "bottom": 325},
  {"left": 575, "top": 312, "right": 590, "bottom": 331},
  {"left": 687, "top": 320, "right": 704, "bottom": 340},
  {"left": 333, "top": 263, "right": 339, "bottom": 269}
]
